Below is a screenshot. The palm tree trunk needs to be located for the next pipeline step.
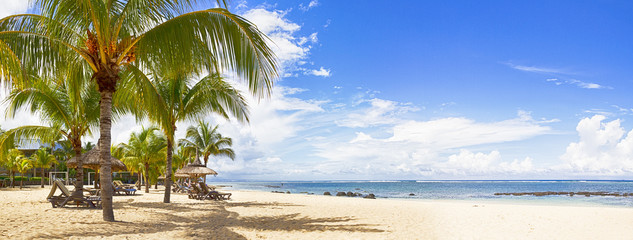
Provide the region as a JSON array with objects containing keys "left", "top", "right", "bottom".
[
  {"left": 98, "top": 90, "right": 115, "bottom": 222},
  {"left": 20, "top": 173, "right": 23, "bottom": 189},
  {"left": 10, "top": 170, "right": 14, "bottom": 188},
  {"left": 72, "top": 146, "right": 84, "bottom": 197},
  {"left": 41, "top": 168, "right": 45, "bottom": 188},
  {"left": 144, "top": 162, "right": 150, "bottom": 193},
  {"left": 203, "top": 156, "right": 209, "bottom": 184},
  {"left": 164, "top": 137, "right": 173, "bottom": 203}
]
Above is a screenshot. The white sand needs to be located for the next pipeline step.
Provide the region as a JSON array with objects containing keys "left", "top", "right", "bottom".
[{"left": 1, "top": 185, "right": 633, "bottom": 239}]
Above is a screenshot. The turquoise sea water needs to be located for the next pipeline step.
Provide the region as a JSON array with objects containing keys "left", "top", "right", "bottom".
[{"left": 208, "top": 180, "right": 633, "bottom": 207}]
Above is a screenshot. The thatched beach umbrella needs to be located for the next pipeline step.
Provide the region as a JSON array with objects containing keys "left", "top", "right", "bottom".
[
  {"left": 175, "top": 173, "right": 190, "bottom": 178},
  {"left": 175, "top": 159, "right": 218, "bottom": 179},
  {"left": 67, "top": 147, "right": 127, "bottom": 188},
  {"left": 67, "top": 147, "right": 127, "bottom": 172},
  {"left": 159, "top": 173, "right": 192, "bottom": 179}
]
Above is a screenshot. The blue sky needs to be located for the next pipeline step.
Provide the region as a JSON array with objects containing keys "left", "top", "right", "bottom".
[{"left": 2, "top": 0, "right": 633, "bottom": 180}]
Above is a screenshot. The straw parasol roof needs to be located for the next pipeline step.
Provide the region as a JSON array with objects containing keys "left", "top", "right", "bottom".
[
  {"left": 175, "top": 160, "right": 218, "bottom": 178},
  {"left": 175, "top": 173, "right": 190, "bottom": 178},
  {"left": 67, "top": 147, "right": 127, "bottom": 172},
  {"left": 158, "top": 173, "right": 192, "bottom": 180}
]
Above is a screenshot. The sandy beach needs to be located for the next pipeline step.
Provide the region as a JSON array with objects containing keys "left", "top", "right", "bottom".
[{"left": 1, "top": 185, "right": 633, "bottom": 240}]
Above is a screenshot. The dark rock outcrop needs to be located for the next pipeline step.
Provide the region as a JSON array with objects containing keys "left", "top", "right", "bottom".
[
  {"left": 364, "top": 193, "right": 376, "bottom": 199},
  {"left": 324, "top": 192, "right": 331, "bottom": 195},
  {"left": 336, "top": 192, "right": 346, "bottom": 196}
]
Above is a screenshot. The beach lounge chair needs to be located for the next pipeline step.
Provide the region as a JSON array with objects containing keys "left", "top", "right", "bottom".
[
  {"left": 46, "top": 180, "right": 101, "bottom": 208},
  {"left": 173, "top": 182, "right": 188, "bottom": 193},
  {"left": 178, "top": 182, "right": 192, "bottom": 193},
  {"left": 199, "top": 182, "right": 231, "bottom": 200},
  {"left": 112, "top": 182, "right": 137, "bottom": 195},
  {"left": 189, "top": 184, "right": 206, "bottom": 200}
]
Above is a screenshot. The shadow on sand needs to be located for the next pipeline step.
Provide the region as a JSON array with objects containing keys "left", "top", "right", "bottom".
[{"left": 31, "top": 200, "right": 384, "bottom": 239}]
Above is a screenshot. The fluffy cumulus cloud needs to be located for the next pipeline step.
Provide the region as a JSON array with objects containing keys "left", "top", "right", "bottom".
[
  {"left": 0, "top": 1, "right": 30, "bottom": 18},
  {"left": 308, "top": 67, "right": 331, "bottom": 77},
  {"left": 310, "top": 110, "right": 552, "bottom": 179},
  {"left": 561, "top": 115, "right": 633, "bottom": 175}
]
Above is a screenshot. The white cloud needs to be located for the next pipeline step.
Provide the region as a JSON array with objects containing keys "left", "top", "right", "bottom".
[
  {"left": 308, "top": 67, "right": 331, "bottom": 77},
  {"left": 0, "top": 1, "right": 30, "bottom": 19},
  {"left": 389, "top": 115, "right": 550, "bottom": 149},
  {"left": 308, "top": 32, "right": 318, "bottom": 43},
  {"left": 299, "top": 0, "right": 319, "bottom": 11},
  {"left": 506, "top": 63, "right": 567, "bottom": 74},
  {"left": 242, "top": 8, "right": 322, "bottom": 77},
  {"left": 447, "top": 150, "right": 501, "bottom": 173},
  {"left": 561, "top": 115, "right": 633, "bottom": 175},
  {"left": 568, "top": 79, "right": 608, "bottom": 89},
  {"left": 507, "top": 64, "right": 609, "bottom": 89},
  {"left": 336, "top": 98, "right": 420, "bottom": 127},
  {"left": 310, "top": 111, "right": 553, "bottom": 178}
]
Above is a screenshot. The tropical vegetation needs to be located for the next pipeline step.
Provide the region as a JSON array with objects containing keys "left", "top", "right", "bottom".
[
  {"left": 118, "top": 127, "right": 167, "bottom": 193},
  {"left": 30, "top": 148, "right": 58, "bottom": 188},
  {"left": 181, "top": 120, "right": 236, "bottom": 182},
  {"left": 0, "top": 0, "right": 278, "bottom": 221},
  {"left": 0, "top": 69, "right": 101, "bottom": 197}
]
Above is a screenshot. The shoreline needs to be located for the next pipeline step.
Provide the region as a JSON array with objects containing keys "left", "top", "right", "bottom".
[
  {"left": 230, "top": 187, "right": 633, "bottom": 209},
  {"left": 3, "top": 185, "right": 633, "bottom": 239},
  {"left": 216, "top": 184, "right": 633, "bottom": 209}
]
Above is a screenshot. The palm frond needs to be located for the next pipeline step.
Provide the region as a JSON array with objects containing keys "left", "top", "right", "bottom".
[{"left": 136, "top": 8, "right": 278, "bottom": 97}]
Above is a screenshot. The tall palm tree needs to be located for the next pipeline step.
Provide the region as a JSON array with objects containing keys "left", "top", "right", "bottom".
[
  {"left": 16, "top": 157, "right": 33, "bottom": 189},
  {"left": 0, "top": 73, "right": 100, "bottom": 197},
  {"left": 31, "top": 148, "right": 58, "bottom": 188},
  {"left": 181, "top": 120, "right": 235, "bottom": 182},
  {"left": 120, "top": 127, "right": 167, "bottom": 193},
  {"left": 0, "top": 1, "right": 278, "bottom": 221},
  {"left": 118, "top": 71, "right": 247, "bottom": 203}
]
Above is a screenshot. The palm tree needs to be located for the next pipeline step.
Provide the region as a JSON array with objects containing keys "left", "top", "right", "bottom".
[
  {"left": 53, "top": 140, "right": 74, "bottom": 171},
  {"left": 118, "top": 71, "right": 247, "bottom": 203},
  {"left": 16, "top": 157, "right": 32, "bottom": 189},
  {"left": 31, "top": 148, "right": 58, "bottom": 188},
  {"left": 1, "top": 1, "right": 278, "bottom": 221},
  {"left": 3, "top": 149, "right": 24, "bottom": 188},
  {"left": 120, "top": 127, "right": 167, "bottom": 193},
  {"left": 181, "top": 120, "right": 235, "bottom": 182},
  {"left": 0, "top": 73, "right": 100, "bottom": 197}
]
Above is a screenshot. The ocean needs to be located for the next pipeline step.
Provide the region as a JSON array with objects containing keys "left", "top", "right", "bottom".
[{"left": 208, "top": 180, "right": 633, "bottom": 207}]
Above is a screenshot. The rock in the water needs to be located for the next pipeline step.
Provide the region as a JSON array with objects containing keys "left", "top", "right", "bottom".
[
  {"left": 346, "top": 191, "right": 354, "bottom": 197},
  {"left": 336, "top": 192, "right": 346, "bottom": 196},
  {"left": 324, "top": 191, "right": 331, "bottom": 195},
  {"left": 286, "top": 191, "right": 291, "bottom": 194},
  {"left": 409, "top": 193, "right": 415, "bottom": 196},
  {"left": 364, "top": 193, "right": 376, "bottom": 199}
]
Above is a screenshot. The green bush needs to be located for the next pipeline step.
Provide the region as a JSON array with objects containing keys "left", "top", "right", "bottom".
[
  {"left": 13, "top": 176, "right": 29, "bottom": 181},
  {"left": 30, "top": 177, "right": 49, "bottom": 181}
]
